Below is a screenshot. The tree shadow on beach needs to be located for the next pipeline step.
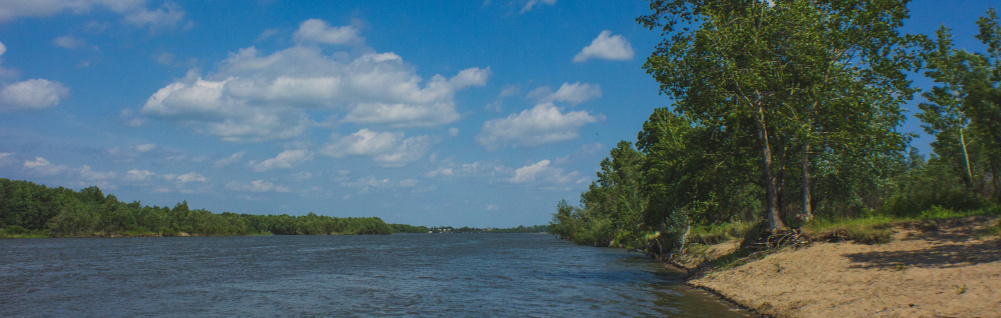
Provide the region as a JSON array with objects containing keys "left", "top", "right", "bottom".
[
  {"left": 845, "top": 240, "right": 1001, "bottom": 269},
  {"left": 844, "top": 219, "right": 1001, "bottom": 269}
]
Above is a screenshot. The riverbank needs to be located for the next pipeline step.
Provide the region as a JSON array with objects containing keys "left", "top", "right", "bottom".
[{"left": 672, "top": 216, "right": 1001, "bottom": 317}]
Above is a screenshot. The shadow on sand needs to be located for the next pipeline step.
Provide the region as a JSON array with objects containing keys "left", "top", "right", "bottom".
[{"left": 844, "top": 218, "right": 1001, "bottom": 269}]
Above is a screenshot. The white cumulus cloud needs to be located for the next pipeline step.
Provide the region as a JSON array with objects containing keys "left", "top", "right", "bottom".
[
  {"left": 0, "top": 79, "right": 69, "bottom": 111},
  {"left": 124, "top": 169, "right": 155, "bottom": 181},
  {"left": 476, "top": 103, "right": 601, "bottom": 150},
  {"left": 573, "top": 30, "right": 634, "bottom": 63},
  {"left": 164, "top": 172, "right": 207, "bottom": 184},
  {"left": 520, "top": 0, "right": 556, "bottom": 13},
  {"left": 527, "top": 82, "right": 602, "bottom": 105},
  {"left": 141, "top": 36, "right": 489, "bottom": 140},
  {"left": 0, "top": 0, "right": 143, "bottom": 21},
  {"left": 0, "top": 0, "right": 188, "bottom": 31},
  {"left": 225, "top": 179, "right": 290, "bottom": 193},
  {"left": 78, "top": 165, "right": 116, "bottom": 180},
  {"left": 52, "top": 35, "right": 88, "bottom": 49},
  {"left": 249, "top": 149, "right": 313, "bottom": 172},
  {"left": 321, "top": 129, "right": 435, "bottom": 167},
  {"left": 23, "top": 157, "right": 68, "bottom": 175},
  {"left": 509, "top": 160, "right": 579, "bottom": 185},
  {"left": 213, "top": 151, "right": 246, "bottom": 168},
  {"left": 135, "top": 144, "right": 156, "bottom": 152},
  {"left": 293, "top": 19, "right": 363, "bottom": 45},
  {"left": 124, "top": 2, "right": 187, "bottom": 31}
]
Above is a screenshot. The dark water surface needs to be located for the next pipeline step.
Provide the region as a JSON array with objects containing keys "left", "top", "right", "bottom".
[{"left": 1, "top": 234, "right": 747, "bottom": 317}]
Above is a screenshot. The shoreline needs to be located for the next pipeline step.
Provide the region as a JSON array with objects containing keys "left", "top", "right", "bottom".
[{"left": 670, "top": 217, "right": 1001, "bottom": 317}]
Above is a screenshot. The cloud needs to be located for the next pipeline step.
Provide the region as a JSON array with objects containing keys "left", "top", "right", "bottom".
[
  {"left": 509, "top": 159, "right": 579, "bottom": 185},
  {"left": 476, "top": 103, "right": 601, "bottom": 150},
  {"left": 78, "top": 165, "right": 116, "bottom": 180},
  {"left": 425, "top": 167, "right": 454, "bottom": 178},
  {"left": 52, "top": 35, "right": 88, "bottom": 49},
  {"left": 321, "top": 129, "right": 435, "bottom": 167},
  {"left": 213, "top": 151, "right": 246, "bottom": 168},
  {"left": 225, "top": 179, "right": 290, "bottom": 193},
  {"left": 256, "top": 28, "right": 278, "bottom": 42},
  {"left": 339, "top": 176, "right": 391, "bottom": 193},
  {"left": 527, "top": 82, "right": 602, "bottom": 105},
  {"left": 520, "top": 0, "right": 556, "bottom": 13},
  {"left": 23, "top": 157, "right": 68, "bottom": 175},
  {"left": 398, "top": 179, "right": 419, "bottom": 188},
  {"left": 141, "top": 38, "right": 490, "bottom": 140},
  {"left": 0, "top": 152, "right": 14, "bottom": 167},
  {"left": 164, "top": 172, "right": 207, "bottom": 184},
  {"left": 293, "top": 19, "right": 363, "bottom": 45},
  {"left": 123, "top": 2, "right": 188, "bottom": 31},
  {"left": 425, "top": 161, "right": 503, "bottom": 179},
  {"left": 0, "top": 79, "right": 69, "bottom": 111},
  {"left": 0, "top": 42, "right": 69, "bottom": 111},
  {"left": 290, "top": 171, "right": 313, "bottom": 181},
  {"left": 0, "top": 0, "right": 188, "bottom": 31},
  {"left": 135, "top": 144, "right": 156, "bottom": 152},
  {"left": 0, "top": 0, "right": 142, "bottom": 21},
  {"left": 572, "top": 30, "right": 634, "bottom": 63},
  {"left": 124, "top": 169, "right": 155, "bottom": 181},
  {"left": 449, "top": 67, "right": 491, "bottom": 89},
  {"left": 249, "top": 149, "right": 313, "bottom": 172}
]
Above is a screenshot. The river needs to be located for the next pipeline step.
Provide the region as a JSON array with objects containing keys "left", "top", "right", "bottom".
[{"left": 0, "top": 233, "right": 747, "bottom": 317}]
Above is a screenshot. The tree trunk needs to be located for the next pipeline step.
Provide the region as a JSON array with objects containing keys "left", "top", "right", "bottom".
[
  {"left": 801, "top": 141, "right": 813, "bottom": 222},
  {"left": 959, "top": 126, "right": 976, "bottom": 195},
  {"left": 757, "top": 107, "right": 786, "bottom": 232},
  {"left": 777, "top": 144, "right": 787, "bottom": 219},
  {"left": 678, "top": 224, "right": 692, "bottom": 252}
]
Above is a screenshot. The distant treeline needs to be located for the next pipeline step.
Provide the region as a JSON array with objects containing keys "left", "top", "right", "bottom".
[
  {"left": 0, "top": 178, "right": 392, "bottom": 238},
  {"left": 391, "top": 224, "right": 550, "bottom": 234},
  {"left": 440, "top": 225, "right": 550, "bottom": 233},
  {"left": 388, "top": 223, "right": 429, "bottom": 233}
]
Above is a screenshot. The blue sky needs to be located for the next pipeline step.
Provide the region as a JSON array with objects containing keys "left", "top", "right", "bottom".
[{"left": 0, "top": 0, "right": 996, "bottom": 228}]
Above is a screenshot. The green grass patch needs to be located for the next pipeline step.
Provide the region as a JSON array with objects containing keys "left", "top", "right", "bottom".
[
  {"left": 804, "top": 204, "right": 1001, "bottom": 244},
  {"left": 803, "top": 215, "right": 898, "bottom": 244},
  {"left": 689, "top": 221, "right": 755, "bottom": 245}
]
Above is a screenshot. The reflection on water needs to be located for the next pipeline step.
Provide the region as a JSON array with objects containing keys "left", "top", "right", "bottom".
[{"left": 0, "top": 234, "right": 747, "bottom": 317}]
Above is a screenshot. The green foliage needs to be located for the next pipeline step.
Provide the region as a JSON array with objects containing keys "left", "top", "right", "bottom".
[
  {"left": 389, "top": 223, "right": 429, "bottom": 233},
  {"left": 880, "top": 154, "right": 989, "bottom": 217},
  {"left": 917, "top": 9, "right": 1001, "bottom": 203},
  {"left": 549, "top": 1, "right": 1000, "bottom": 261},
  {"left": 688, "top": 221, "right": 756, "bottom": 245},
  {"left": 549, "top": 142, "right": 651, "bottom": 248},
  {"left": 0, "top": 178, "right": 393, "bottom": 238},
  {"left": 638, "top": 0, "right": 917, "bottom": 231}
]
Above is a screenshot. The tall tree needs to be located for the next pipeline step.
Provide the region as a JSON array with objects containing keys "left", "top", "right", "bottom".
[
  {"left": 638, "top": 0, "right": 915, "bottom": 230},
  {"left": 918, "top": 9, "right": 1001, "bottom": 201}
]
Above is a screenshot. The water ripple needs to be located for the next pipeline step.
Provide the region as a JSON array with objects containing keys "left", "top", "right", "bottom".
[{"left": 0, "top": 234, "right": 746, "bottom": 317}]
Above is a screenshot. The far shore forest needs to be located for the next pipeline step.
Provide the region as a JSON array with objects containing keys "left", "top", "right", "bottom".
[
  {"left": 0, "top": 179, "right": 547, "bottom": 238},
  {"left": 550, "top": 1, "right": 1001, "bottom": 256}
]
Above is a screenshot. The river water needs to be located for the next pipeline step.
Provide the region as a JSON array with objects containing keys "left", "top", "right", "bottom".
[{"left": 1, "top": 234, "right": 746, "bottom": 317}]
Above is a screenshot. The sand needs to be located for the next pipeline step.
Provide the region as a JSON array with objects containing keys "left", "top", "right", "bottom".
[{"left": 682, "top": 217, "right": 1001, "bottom": 317}]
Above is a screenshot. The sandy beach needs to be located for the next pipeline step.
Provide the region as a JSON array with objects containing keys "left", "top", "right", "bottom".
[{"left": 678, "top": 217, "right": 1001, "bottom": 317}]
